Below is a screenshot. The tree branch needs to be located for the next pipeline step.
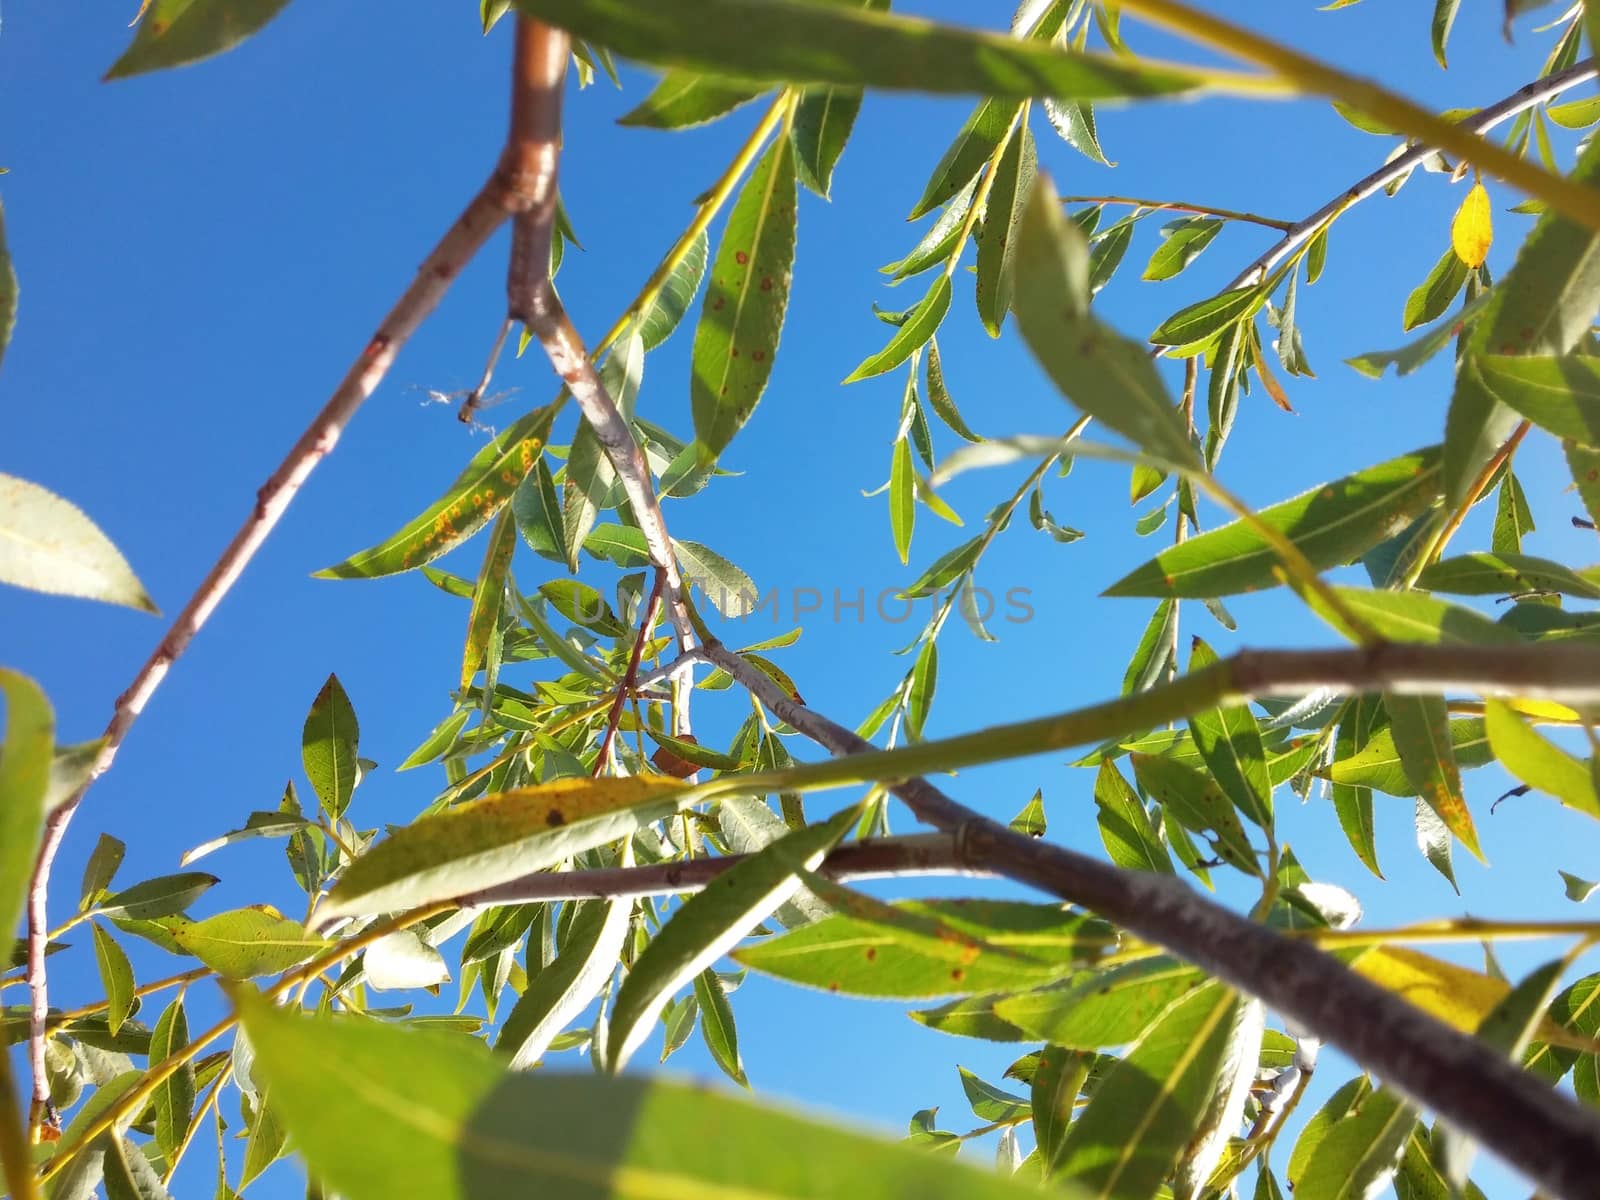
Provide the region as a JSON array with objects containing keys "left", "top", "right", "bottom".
[
  {"left": 21, "top": 19, "right": 564, "bottom": 1136},
  {"left": 594, "top": 570, "right": 665, "bottom": 775},
  {"left": 1226, "top": 57, "right": 1598, "bottom": 290},
  {"left": 454, "top": 833, "right": 990, "bottom": 906},
  {"left": 699, "top": 639, "right": 1600, "bottom": 1199}
]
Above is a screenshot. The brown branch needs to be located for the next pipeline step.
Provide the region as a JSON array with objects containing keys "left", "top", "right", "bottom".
[
  {"left": 20, "top": 21, "right": 562, "bottom": 1137},
  {"left": 594, "top": 570, "right": 665, "bottom": 776},
  {"left": 454, "top": 833, "right": 989, "bottom": 906},
  {"left": 501, "top": 16, "right": 700, "bottom": 738},
  {"left": 699, "top": 639, "right": 1600, "bottom": 1199}
]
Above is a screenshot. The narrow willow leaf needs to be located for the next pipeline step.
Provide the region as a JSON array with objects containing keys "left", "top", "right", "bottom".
[
  {"left": 1053, "top": 983, "right": 1251, "bottom": 1197},
  {"left": 0, "top": 199, "right": 15, "bottom": 373},
  {"left": 80, "top": 833, "right": 126, "bottom": 909},
  {"left": 150, "top": 996, "right": 195, "bottom": 1158},
  {"left": 320, "top": 778, "right": 691, "bottom": 922},
  {"left": 1106, "top": 445, "right": 1443, "bottom": 597},
  {"left": 976, "top": 122, "right": 1036, "bottom": 337},
  {"left": 1416, "top": 550, "right": 1600, "bottom": 599},
  {"left": 1087, "top": 219, "right": 1134, "bottom": 296},
  {"left": 1345, "top": 290, "right": 1492, "bottom": 379},
  {"left": 365, "top": 930, "right": 451, "bottom": 991},
  {"left": 906, "top": 640, "right": 937, "bottom": 738},
  {"left": 0, "top": 474, "right": 157, "bottom": 612},
  {"left": 1561, "top": 870, "right": 1600, "bottom": 902},
  {"left": 316, "top": 406, "right": 555, "bottom": 578},
  {"left": 607, "top": 808, "right": 856, "bottom": 1070},
  {"left": 1031, "top": 1045, "right": 1092, "bottom": 1177},
  {"left": 1094, "top": 760, "right": 1174, "bottom": 874},
  {"left": 1451, "top": 183, "right": 1493, "bottom": 269},
  {"left": 128, "top": 907, "right": 329, "bottom": 979},
  {"left": 910, "top": 994, "right": 1030, "bottom": 1042},
  {"left": 1121, "top": 599, "right": 1175, "bottom": 694},
  {"left": 103, "top": 1131, "right": 174, "bottom": 1200},
  {"left": 639, "top": 228, "right": 709, "bottom": 351},
  {"left": 1009, "top": 790, "right": 1047, "bottom": 837},
  {"left": 1570, "top": 439, "right": 1600, "bottom": 530},
  {"left": 106, "top": 0, "right": 291, "bottom": 79},
  {"left": 1149, "top": 286, "right": 1265, "bottom": 347},
  {"left": 925, "top": 339, "right": 981, "bottom": 442},
  {"left": 238, "top": 990, "right": 1052, "bottom": 1200},
  {"left": 179, "top": 810, "right": 315, "bottom": 867},
  {"left": 1289, "top": 1079, "right": 1414, "bottom": 1200},
  {"left": 1174, "top": 998, "right": 1265, "bottom": 1200},
  {"left": 694, "top": 969, "right": 747, "bottom": 1086},
  {"left": 1131, "top": 752, "right": 1261, "bottom": 877},
  {"left": 512, "top": 457, "right": 568, "bottom": 565},
  {"left": 1403, "top": 248, "right": 1468, "bottom": 331},
  {"left": 1443, "top": 133, "right": 1600, "bottom": 504},
  {"left": 734, "top": 898, "right": 1111, "bottom": 998},
  {"left": 397, "top": 709, "right": 472, "bottom": 772},
  {"left": 901, "top": 533, "right": 984, "bottom": 599},
  {"left": 617, "top": 71, "right": 763, "bottom": 128},
  {"left": 498, "top": 890, "right": 633, "bottom": 1069},
  {"left": 90, "top": 923, "right": 135, "bottom": 1038},
  {"left": 909, "top": 100, "right": 1018, "bottom": 220},
  {"left": 1385, "top": 695, "right": 1482, "bottom": 862},
  {"left": 959, "top": 1065, "right": 1029, "bottom": 1122},
  {"left": 1472, "top": 353, "right": 1600, "bottom": 445},
  {"left": 461, "top": 510, "right": 517, "bottom": 692},
  {"left": 1186, "top": 637, "right": 1272, "bottom": 829},
  {"left": 98, "top": 871, "right": 219, "bottom": 920},
  {"left": 44, "top": 1070, "right": 143, "bottom": 1200},
  {"left": 302, "top": 674, "right": 359, "bottom": 820},
  {"left": 846, "top": 274, "right": 951, "bottom": 382},
  {"left": 1432, "top": 0, "right": 1461, "bottom": 66},
  {"left": 0, "top": 670, "right": 51, "bottom": 950},
  {"left": 1042, "top": 97, "right": 1110, "bottom": 165},
  {"left": 1325, "top": 717, "right": 1491, "bottom": 797},
  {"left": 239, "top": 1094, "right": 288, "bottom": 1191},
  {"left": 1332, "top": 699, "right": 1382, "bottom": 878},
  {"left": 512, "top": 0, "right": 1245, "bottom": 101},
  {"left": 1143, "top": 217, "right": 1223, "bottom": 282},
  {"left": 1014, "top": 174, "right": 1201, "bottom": 473},
  {"left": 692, "top": 136, "right": 797, "bottom": 461},
  {"left": 1485, "top": 700, "right": 1600, "bottom": 817},
  {"left": 1323, "top": 586, "right": 1520, "bottom": 645},
  {"left": 792, "top": 83, "right": 865, "bottom": 198},
  {"left": 996, "top": 958, "right": 1205, "bottom": 1047},
  {"left": 884, "top": 181, "right": 978, "bottom": 282}
]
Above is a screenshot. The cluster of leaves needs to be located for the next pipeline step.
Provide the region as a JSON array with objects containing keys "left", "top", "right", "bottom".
[{"left": 10, "top": 1, "right": 1600, "bottom": 1199}]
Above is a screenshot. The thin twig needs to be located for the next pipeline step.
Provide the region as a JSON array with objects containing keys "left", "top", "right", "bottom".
[
  {"left": 1059, "top": 193, "right": 1294, "bottom": 231},
  {"left": 22, "top": 17, "right": 565, "bottom": 1136},
  {"left": 699, "top": 639, "right": 1600, "bottom": 1199},
  {"left": 594, "top": 570, "right": 665, "bottom": 776},
  {"left": 454, "top": 833, "right": 990, "bottom": 906},
  {"left": 1401, "top": 420, "right": 1531, "bottom": 589},
  {"left": 1225, "top": 57, "right": 1598, "bottom": 289}
]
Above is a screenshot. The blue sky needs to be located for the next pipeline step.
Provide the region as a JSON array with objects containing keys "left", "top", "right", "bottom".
[{"left": 5, "top": 2, "right": 1600, "bottom": 1195}]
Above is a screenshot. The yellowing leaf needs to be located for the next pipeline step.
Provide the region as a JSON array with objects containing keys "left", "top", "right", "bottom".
[{"left": 1451, "top": 182, "right": 1492, "bottom": 268}]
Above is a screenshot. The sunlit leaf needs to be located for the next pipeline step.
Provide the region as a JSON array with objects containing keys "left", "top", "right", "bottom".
[
  {"left": 1485, "top": 700, "right": 1600, "bottom": 817},
  {"left": 618, "top": 71, "right": 764, "bottom": 128},
  {"left": 106, "top": 0, "right": 291, "bottom": 80},
  {"left": 302, "top": 673, "right": 360, "bottom": 820},
  {"left": 996, "top": 957, "right": 1206, "bottom": 1047},
  {"left": 0, "top": 670, "right": 51, "bottom": 954},
  {"left": 0, "top": 474, "right": 157, "bottom": 612}
]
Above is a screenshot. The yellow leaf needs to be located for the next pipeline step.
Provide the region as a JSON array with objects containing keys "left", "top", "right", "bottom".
[{"left": 1451, "top": 182, "right": 1493, "bottom": 268}]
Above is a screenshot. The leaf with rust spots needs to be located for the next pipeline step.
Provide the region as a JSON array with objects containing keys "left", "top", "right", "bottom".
[
  {"left": 317, "top": 776, "right": 692, "bottom": 923},
  {"left": 315, "top": 406, "right": 555, "bottom": 580},
  {"left": 1384, "top": 694, "right": 1483, "bottom": 863}
]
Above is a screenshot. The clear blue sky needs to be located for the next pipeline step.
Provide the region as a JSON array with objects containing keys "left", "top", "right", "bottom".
[{"left": 5, "top": 3, "right": 1600, "bottom": 1195}]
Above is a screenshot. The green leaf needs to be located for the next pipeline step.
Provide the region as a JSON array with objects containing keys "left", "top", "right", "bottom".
[
  {"left": 99, "top": 871, "right": 219, "bottom": 920},
  {"left": 498, "top": 890, "right": 633, "bottom": 1069},
  {"left": 0, "top": 670, "right": 51, "bottom": 954},
  {"left": 1332, "top": 698, "right": 1382, "bottom": 879},
  {"left": 792, "top": 82, "right": 865, "bottom": 198},
  {"left": 1491, "top": 471, "right": 1534, "bottom": 555},
  {"left": 1416, "top": 551, "right": 1600, "bottom": 599},
  {"left": 1384, "top": 695, "right": 1482, "bottom": 863},
  {"left": 80, "top": 833, "right": 126, "bottom": 909},
  {"left": 889, "top": 439, "right": 915, "bottom": 565},
  {"left": 914, "top": 100, "right": 1020, "bottom": 222},
  {"left": 302, "top": 673, "right": 360, "bottom": 820},
  {"left": 103, "top": 1132, "right": 174, "bottom": 1200},
  {"left": 1443, "top": 132, "right": 1600, "bottom": 504},
  {"left": 996, "top": 958, "right": 1206, "bottom": 1048},
  {"left": 1009, "top": 790, "right": 1047, "bottom": 837},
  {"left": 1402, "top": 248, "right": 1468, "bottom": 332},
  {"left": 883, "top": 182, "right": 978, "bottom": 282},
  {"left": 1014, "top": 175, "right": 1201, "bottom": 473},
  {"left": 1042, "top": 98, "right": 1111, "bottom": 166},
  {"left": 1143, "top": 216, "right": 1223, "bottom": 282},
  {"left": 106, "top": 0, "right": 291, "bottom": 80},
  {"left": 1345, "top": 290, "right": 1492, "bottom": 379},
  {"left": 1149, "top": 286, "right": 1264, "bottom": 348},
  {"left": 237, "top": 989, "right": 1055, "bottom": 1200},
  {"left": 397, "top": 709, "right": 472, "bottom": 773},
  {"left": 323, "top": 779, "right": 689, "bottom": 922},
  {"left": 1094, "top": 760, "right": 1175, "bottom": 875},
  {"left": 694, "top": 969, "right": 747, "bottom": 1086},
  {"left": 639, "top": 229, "right": 710, "bottom": 351},
  {"left": 1485, "top": 700, "right": 1600, "bottom": 817},
  {"left": 316, "top": 406, "right": 555, "bottom": 578},
  {"left": 735, "top": 897, "right": 1111, "bottom": 998},
  {"left": 846, "top": 274, "right": 952, "bottom": 383},
  {"left": 1131, "top": 752, "right": 1261, "bottom": 877},
  {"left": 958, "top": 1065, "right": 1029, "bottom": 1122},
  {"left": 905, "top": 640, "right": 937, "bottom": 739},
  {"left": 150, "top": 996, "right": 195, "bottom": 1157},
  {"left": 976, "top": 123, "right": 1037, "bottom": 337},
  {"left": 1052, "top": 983, "right": 1253, "bottom": 1197},
  {"left": 606, "top": 808, "right": 857, "bottom": 1070},
  {"left": 1186, "top": 637, "right": 1272, "bottom": 829},
  {"left": 0, "top": 474, "right": 157, "bottom": 612},
  {"left": 1289, "top": 1079, "right": 1415, "bottom": 1200},
  {"left": 1031, "top": 1045, "right": 1092, "bottom": 1178},
  {"left": 1472, "top": 353, "right": 1600, "bottom": 445},
  {"left": 924, "top": 339, "right": 981, "bottom": 442},
  {"left": 1568, "top": 439, "right": 1600, "bottom": 530},
  {"left": 91, "top": 923, "right": 135, "bottom": 1038},
  {"left": 240, "top": 1093, "right": 288, "bottom": 1190},
  {"left": 131, "top": 907, "right": 329, "bottom": 978},
  {"left": 179, "top": 810, "right": 315, "bottom": 867},
  {"left": 461, "top": 510, "right": 517, "bottom": 691},
  {"left": 675, "top": 537, "right": 757, "bottom": 617},
  {"left": 1324, "top": 716, "right": 1491, "bottom": 797},
  {"left": 515, "top": 0, "right": 1232, "bottom": 101},
  {"left": 512, "top": 457, "right": 569, "bottom": 565},
  {"left": 617, "top": 71, "right": 764, "bottom": 128},
  {"left": 0, "top": 198, "right": 15, "bottom": 375},
  {"left": 1561, "top": 870, "right": 1600, "bottom": 902},
  {"left": 692, "top": 136, "right": 797, "bottom": 462},
  {"left": 1106, "top": 445, "right": 1443, "bottom": 597},
  {"left": 1321, "top": 586, "right": 1521, "bottom": 646},
  {"left": 901, "top": 533, "right": 985, "bottom": 599},
  {"left": 1431, "top": 0, "right": 1461, "bottom": 66}
]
